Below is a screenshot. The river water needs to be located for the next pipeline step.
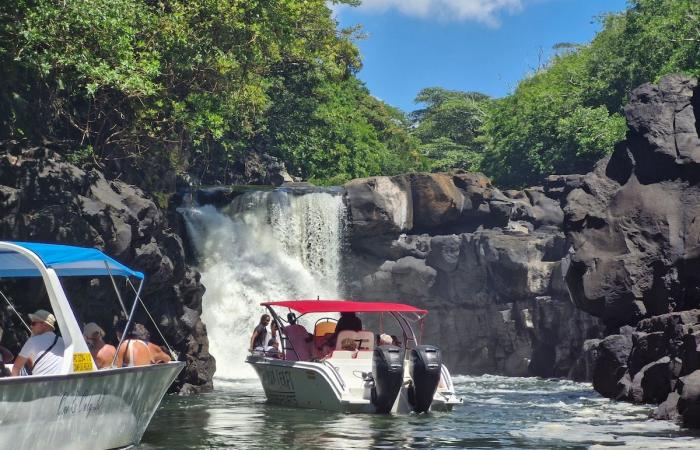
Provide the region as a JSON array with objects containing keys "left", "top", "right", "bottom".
[{"left": 139, "top": 375, "right": 699, "bottom": 449}]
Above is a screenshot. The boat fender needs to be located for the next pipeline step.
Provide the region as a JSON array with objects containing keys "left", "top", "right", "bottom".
[
  {"left": 408, "top": 345, "right": 442, "bottom": 413},
  {"left": 371, "top": 345, "right": 404, "bottom": 414}
]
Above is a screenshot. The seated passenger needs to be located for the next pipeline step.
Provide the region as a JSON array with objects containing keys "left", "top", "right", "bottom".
[
  {"left": 137, "top": 325, "right": 173, "bottom": 364},
  {"left": 332, "top": 312, "right": 362, "bottom": 347},
  {"left": 115, "top": 321, "right": 171, "bottom": 366},
  {"left": 11, "top": 309, "right": 65, "bottom": 376},
  {"left": 83, "top": 322, "right": 117, "bottom": 369},
  {"left": 335, "top": 312, "right": 362, "bottom": 335},
  {"left": 378, "top": 333, "right": 393, "bottom": 346},
  {"left": 265, "top": 321, "right": 281, "bottom": 357}
]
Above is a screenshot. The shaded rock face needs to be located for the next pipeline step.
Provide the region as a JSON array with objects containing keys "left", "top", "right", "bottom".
[
  {"left": 562, "top": 75, "right": 700, "bottom": 426},
  {"left": 344, "top": 171, "right": 602, "bottom": 378},
  {"left": 0, "top": 143, "right": 215, "bottom": 393},
  {"left": 563, "top": 75, "right": 700, "bottom": 328}
]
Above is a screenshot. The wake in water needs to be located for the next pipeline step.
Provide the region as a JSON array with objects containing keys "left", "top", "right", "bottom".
[{"left": 180, "top": 190, "right": 346, "bottom": 378}]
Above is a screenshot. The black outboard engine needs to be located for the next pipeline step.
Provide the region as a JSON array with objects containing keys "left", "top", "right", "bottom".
[
  {"left": 371, "top": 345, "right": 405, "bottom": 413},
  {"left": 408, "top": 345, "right": 442, "bottom": 413}
]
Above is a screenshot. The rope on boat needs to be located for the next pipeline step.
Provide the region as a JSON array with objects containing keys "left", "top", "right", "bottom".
[
  {"left": 0, "top": 288, "right": 31, "bottom": 333},
  {"left": 125, "top": 278, "right": 177, "bottom": 360}
]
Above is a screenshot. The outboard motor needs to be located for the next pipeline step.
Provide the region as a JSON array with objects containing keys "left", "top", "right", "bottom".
[
  {"left": 408, "top": 345, "right": 442, "bottom": 413},
  {"left": 371, "top": 345, "right": 405, "bottom": 413}
]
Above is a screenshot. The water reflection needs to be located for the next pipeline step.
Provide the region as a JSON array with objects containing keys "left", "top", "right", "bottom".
[{"left": 140, "top": 376, "right": 699, "bottom": 450}]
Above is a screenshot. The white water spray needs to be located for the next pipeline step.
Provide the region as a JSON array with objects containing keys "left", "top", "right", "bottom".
[{"left": 180, "top": 190, "right": 346, "bottom": 379}]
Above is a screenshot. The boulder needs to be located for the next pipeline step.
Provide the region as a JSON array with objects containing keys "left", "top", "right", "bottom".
[
  {"left": 0, "top": 143, "right": 215, "bottom": 393},
  {"left": 591, "top": 334, "right": 633, "bottom": 398},
  {"left": 678, "top": 370, "right": 700, "bottom": 428}
]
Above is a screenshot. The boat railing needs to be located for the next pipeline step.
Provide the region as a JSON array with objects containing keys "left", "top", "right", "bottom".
[
  {"left": 440, "top": 364, "right": 454, "bottom": 392},
  {"left": 321, "top": 359, "right": 346, "bottom": 392}
]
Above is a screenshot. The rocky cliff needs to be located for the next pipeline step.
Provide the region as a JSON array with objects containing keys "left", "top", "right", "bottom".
[
  {"left": 0, "top": 142, "right": 215, "bottom": 393},
  {"left": 561, "top": 75, "right": 700, "bottom": 426},
  {"left": 343, "top": 172, "right": 604, "bottom": 378}
]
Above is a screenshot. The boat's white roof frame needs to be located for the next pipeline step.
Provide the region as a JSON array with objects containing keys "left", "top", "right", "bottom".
[{"left": 0, "top": 242, "right": 96, "bottom": 374}]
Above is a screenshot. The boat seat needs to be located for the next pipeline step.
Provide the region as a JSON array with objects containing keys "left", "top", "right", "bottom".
[
  {"left": 330, "top": 350, "right": 356, "bottom": 359},
  {"left": 356, "top": 331, "right": 374, "bottom": 351},
  {"left": 335, "top": 330, "right": 375, "bottom": 351},
  {"left": 314, "top": 320, "right": 336, "bottom": 337}
]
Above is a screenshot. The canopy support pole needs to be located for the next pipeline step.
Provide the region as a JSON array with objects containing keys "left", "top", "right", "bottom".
[
  {"left": 126, "top": 279, "right": 177, "bottom": 359},
  {"left": 104, "top": 261, "right": 129, "bottom": 316},
  {"left": 110, "top": 281, "right": 143, "bottom": 368}
]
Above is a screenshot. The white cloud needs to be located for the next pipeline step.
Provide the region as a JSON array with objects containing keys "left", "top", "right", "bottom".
[{"left": 338, "top": 0, "right": 525, "bottom": 26}]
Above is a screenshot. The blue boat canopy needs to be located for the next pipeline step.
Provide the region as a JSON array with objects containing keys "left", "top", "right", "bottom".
[{"left": 0, "top": 242, "right": 144, "bottom": 279}]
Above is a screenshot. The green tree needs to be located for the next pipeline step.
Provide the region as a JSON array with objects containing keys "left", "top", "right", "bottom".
[
  {"left": 0, "top": 0, "right": 420, "bottom": 189},
  {"left": 411, "top": 87, "right": 490, "bottom": 172},
  {"left": 478, "top": 0, "right": 699, "bottom": 188}
]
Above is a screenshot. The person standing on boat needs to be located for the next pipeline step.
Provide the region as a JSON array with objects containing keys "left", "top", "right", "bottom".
[
  {"left": 249, "top": 314, "right": 270, "bottom": 353},
  {"left": 83, "top": 322, "right": 117, "bottom": 369},
  {"left": 11, "top": 309, "right": 65, "bottom": 376}
]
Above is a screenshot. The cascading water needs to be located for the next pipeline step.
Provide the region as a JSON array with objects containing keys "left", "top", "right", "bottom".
[{"left": 179, "top": 189, "right": 346, "bottom": 379}]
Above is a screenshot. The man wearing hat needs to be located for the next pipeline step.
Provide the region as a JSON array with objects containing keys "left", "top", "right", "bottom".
[{"left": 11, "top": 309, "right": 65, "bottom": 376}]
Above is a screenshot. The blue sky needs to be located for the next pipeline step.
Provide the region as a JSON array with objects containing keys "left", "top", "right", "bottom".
[{"left": 334, "top": 0, "right": 628, "bottom": 113}]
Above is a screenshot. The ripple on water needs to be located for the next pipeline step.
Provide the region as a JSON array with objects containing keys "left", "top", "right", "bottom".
[{"left": 139, "top": 375, "right": 695, "bottom": 449}]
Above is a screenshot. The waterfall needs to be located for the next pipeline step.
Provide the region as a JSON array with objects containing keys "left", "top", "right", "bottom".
[{"left": 179, "top": 189, "right": 346, "bottom": 379}]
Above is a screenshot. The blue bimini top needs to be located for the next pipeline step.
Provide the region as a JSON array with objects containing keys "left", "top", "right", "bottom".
[{"left": 0, "top": 241, "right": 144, "bottom": 279}]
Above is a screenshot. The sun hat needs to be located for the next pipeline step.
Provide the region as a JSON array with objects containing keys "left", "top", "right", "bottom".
[
  {"left": 83, "top": 322, "right": 105, "bottom": 338},
  {"left": 28, "top": 309, "right": 56, "bottom": 330}
]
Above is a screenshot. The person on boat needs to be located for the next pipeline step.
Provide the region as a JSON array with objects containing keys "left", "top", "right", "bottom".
[
  {"left": 265, "top": 321, "right": 281, "bottom": 357},
  {"left": 249, "top": 314, "right": 270, "bottom": 353},
  {"left": 11, "top": 309, "right": 65, "bottom": 376},
  {"left": 335, "top": 312, "right": 362, "bottom": 334},
  {"left": 115, "top": 321, "right": 171, "bottom": 367},
  {"left": 331, "top": 312, "right": 362, "bottom": 346},
  {"left": 378, "top": 333, "right": 393, "bottom": 346},
  {"left": 83, "top": 322, "right": 117, "bottom": 369},
  {"left": 283, "top": 315, "right": 313, "bottom": 361}
]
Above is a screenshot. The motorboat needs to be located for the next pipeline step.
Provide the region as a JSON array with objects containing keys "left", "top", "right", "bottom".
[
  {"left": 246, "top": 300, "right": 461, "bottom": 413},
  {"left": 0, "top": 241, "right": 185, "bottom": 450}
]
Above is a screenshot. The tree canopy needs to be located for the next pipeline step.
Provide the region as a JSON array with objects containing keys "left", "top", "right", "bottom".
[
  {"left": 0, "top": 0, "right": 422, "bottom": 189},
  {"left": 414, "top": 0, "right": 700, "bottom": 188}
]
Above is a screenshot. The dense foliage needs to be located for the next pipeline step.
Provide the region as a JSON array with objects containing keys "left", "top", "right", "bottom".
[
  {"left": 410, "top": 88, "right": 489, "bottom": 172},
  {"left": 1, "top": 0, "right": 697, "bottom": 190},
  {"left": 0, "top": 0, "right": 421, "bottom": 188},
  {"left": 413, "top": 0, "right": 700, "bottom": 188}
]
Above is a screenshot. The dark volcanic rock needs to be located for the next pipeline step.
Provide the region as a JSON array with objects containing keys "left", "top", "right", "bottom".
[
  {"left": 590, "top": 334, "right": 633, "bottom": 399},
  {"left": 564, "top": 75, "right": 700, "bottom": 328},
  {"left": 0, "top": 143, "right": 215, "bottom": 393},
  {"left": 678, "top": 370, "right": 700, "bottom": 428},
  {"left": 562, "top": 75, "right": 700, "bottom": 426}
]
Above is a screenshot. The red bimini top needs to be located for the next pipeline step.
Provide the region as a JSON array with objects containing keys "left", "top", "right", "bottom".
[{"left": 261, "top": 300, "right": 427, "bottom": 316}]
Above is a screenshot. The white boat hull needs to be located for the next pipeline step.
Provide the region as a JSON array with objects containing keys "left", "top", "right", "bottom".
[
  {"left": 0, "top": 362, "right": 184, "bottom": 450},
  {"left": 247, "top": 355, "right": 461, "bottom": 414}
]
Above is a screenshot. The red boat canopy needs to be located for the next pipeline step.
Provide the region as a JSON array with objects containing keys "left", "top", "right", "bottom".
[{"left": 261, "top": 300, "right": 428, "bottom": 316}]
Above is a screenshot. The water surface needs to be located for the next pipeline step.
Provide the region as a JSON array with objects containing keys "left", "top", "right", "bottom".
[{"left": 139, "top": 375, "right": 700, "bottom": 449}]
